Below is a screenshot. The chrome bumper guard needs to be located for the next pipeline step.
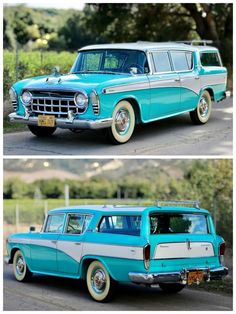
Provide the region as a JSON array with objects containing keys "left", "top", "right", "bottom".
[
  {"left": 223, "top": 91, "right": 231, "bottom": 99},
  {"left": 129, "top": 266, "right": 228, "bottom": 285},
  {"left": 8, "top": 112, "right": 113, "bottom": 130}
]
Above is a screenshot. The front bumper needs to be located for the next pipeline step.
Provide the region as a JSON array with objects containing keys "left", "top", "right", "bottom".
[
  {"left": 129, "top": 266, "right": 228, "bottom": 285},
  {"left": 8, "top": 112, "right": 113, "bottom": 130}
]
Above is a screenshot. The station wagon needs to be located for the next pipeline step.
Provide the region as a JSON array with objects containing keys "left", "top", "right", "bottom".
[
  {"left": 6, "top": 201, "right": 228, "bottom": 302},
  {"left": 8, "top": 42, "right": 230, "bottom": 144}
]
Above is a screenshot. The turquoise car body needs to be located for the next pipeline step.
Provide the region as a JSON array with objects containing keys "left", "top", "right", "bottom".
[
  {"left": 6, "top": 204, "right": 228, "bottom": 284},
  {"left": 9, "top": 42, "right": 229, "bottom": 133}
]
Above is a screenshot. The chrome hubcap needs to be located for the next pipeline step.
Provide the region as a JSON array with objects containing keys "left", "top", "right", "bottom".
[
  {"left": 91, "top": 268, "right": 106, "bottom": 293},
  {"left": 199, "top": 97, "right": 209, "bottom": 117},
  {"left": 16, "top": 256, "right": 25, "bottom": 276},
  {"left": 115, "top": 109, "right": 130, "bottom": 134}
]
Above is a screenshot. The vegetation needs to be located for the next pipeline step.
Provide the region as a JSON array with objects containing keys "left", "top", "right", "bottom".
[{"left": 4, "top": 160, "right": 232, "bottom": 246}]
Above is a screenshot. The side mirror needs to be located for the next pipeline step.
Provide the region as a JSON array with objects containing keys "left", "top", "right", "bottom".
[{"left": 29, "top": 226, "right": 36, "bottom": 232}]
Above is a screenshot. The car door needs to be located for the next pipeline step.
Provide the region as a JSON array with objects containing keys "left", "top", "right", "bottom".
[
  {"left": 57, "top": 213, "right": 93, "bottom": 275},
  {"left": 148, "top": 50, "right": 181, "bottom": 119},
  {"left": 30, "top": 213, "right": 66, "bottom": 273},
  {"left": 170, "top": 50, "right": 201, "bottom": 111}
]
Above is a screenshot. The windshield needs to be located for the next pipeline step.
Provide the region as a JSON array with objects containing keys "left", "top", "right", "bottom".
[
  {"left": 150, "top": 213, "right": 209, "bottom": 234},
  {"left": 71, "top": 49, "right": 149, "bottom": 75}
]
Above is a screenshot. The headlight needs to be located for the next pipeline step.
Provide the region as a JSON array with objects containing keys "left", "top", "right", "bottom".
[
  {"left": 9, "top": 87, "right": 17, "bottom": 101},
  {"left": 74, "top": 92, "right": 88, "bottom": 110},
  {"left": 90, "top": 90, "right": 100, "bottom": 115},
  {"left": 21, "top": 90, "right": 32, "bottom": 105}
]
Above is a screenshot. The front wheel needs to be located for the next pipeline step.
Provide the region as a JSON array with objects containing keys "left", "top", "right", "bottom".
[
  {"left": 13, "top": 250, "right": 32, "bottom": 282},
  {"left": 86, "top": 261, "right": 116, "bottom": 302},
  {"left": 190, "top": 90, "right": 212, "bottom": 125},
  {"left": 159, "top": 283, "right": 185, "bottom": 293},
  {"left": 28, "top": 125, "right": 57, "bottom": 137},
  {"left": 107, "top": 100, "right": 135, "bottom": 144}
]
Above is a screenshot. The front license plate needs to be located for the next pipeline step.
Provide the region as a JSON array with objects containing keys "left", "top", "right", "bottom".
[
  {"left": 38, "top": 115, "right": 55, "bottom": 127},
  {"left": 187, "top": 270, "right": 204, "bottom": 285}
]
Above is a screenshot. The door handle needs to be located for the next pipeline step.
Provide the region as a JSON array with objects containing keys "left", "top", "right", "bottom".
[
  {"left": 194, "top": 76, "right": 200, "bottom": 80},
  {"left": 174, "top": 78, "right": 181, "bottom": 82},
  {"left": 74, "top": 242, "right": 81, "bottom": 246},
  {"left": 51, "top": 240, "right": 57, "bottom": 244}
]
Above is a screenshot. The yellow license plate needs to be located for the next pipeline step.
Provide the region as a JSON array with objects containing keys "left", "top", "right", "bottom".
[
  {"left": 38, "top": 115, "right": 55, "bottom": 127},
  {"left": 187, "top": 270, "right": 204, "bottom": 285}
]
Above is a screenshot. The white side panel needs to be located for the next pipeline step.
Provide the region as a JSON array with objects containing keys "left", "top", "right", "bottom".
[{"left": 154, "top": 242, "right": 214, "bottom": 259}]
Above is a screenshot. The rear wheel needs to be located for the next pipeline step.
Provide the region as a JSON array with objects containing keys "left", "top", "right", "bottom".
[
  {"left": 13, "top": 250, "right": 32, "bottom": 282},
  {"left": 159, "top": 283, "right": 185, "bottom": 293},
  {"left": 107, "top": 100, "right": 135, "bottom": 144},
  {"left": 190, "top": 90, "right": 212, "bottom": 125},
  {"left": 86, "top": 260, "right": 116, "bottom": 302},
  {"left": 28, "top": 125, "right": 57, "bottom": 137}
]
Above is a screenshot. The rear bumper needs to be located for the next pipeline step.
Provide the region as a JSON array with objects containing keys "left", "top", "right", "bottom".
[
  {"left": 8, "top": 112, "right": 113, "bottom": 130},
  {"left": 223, "top": 91, "right": 231, "bottom": 99},
  {"left": 129, "top": 266, "right": 228, "bottom": 285}
]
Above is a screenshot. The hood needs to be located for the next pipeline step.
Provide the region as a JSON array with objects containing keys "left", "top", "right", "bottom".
[{"left": 22, "top": 73, "right": 132, "bottom": 94}]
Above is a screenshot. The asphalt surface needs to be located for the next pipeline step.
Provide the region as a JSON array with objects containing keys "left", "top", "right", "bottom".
[
  {"left": 3, "top": 98, "right": 232, "bottom": 156},
  {"left": 3, "top": 263, "right": 232, "bottom": 311}
]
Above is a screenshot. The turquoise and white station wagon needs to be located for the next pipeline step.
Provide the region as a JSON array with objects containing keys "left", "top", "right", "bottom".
[
  {"left": 6, "top": 201, "right": 228, "bottom": 302},
  {"left": 8, "top": 42, "right": 230, "bottom": 144}
]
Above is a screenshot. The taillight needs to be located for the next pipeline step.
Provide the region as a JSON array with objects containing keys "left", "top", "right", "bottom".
[
  {"left": 143, "top": 243, "right": 150, "bottom": 270},
  {"left": 219, "top": 242, "right": 226, "bottom": 263}
]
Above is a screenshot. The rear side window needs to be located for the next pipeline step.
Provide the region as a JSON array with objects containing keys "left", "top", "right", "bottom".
[
  {"left": 171, "top": 51, "right": 193, "bottom": 71},
  {"left": 150, "top": 213, "right": 208, "bottom": 234},
  {"left": 98, "top": 215, "right": 141, "bottom": 236},
  {"left": 152, "top": 51, "right": 172, "bottom": 72},
  {"left": 200, "top": 52, "right": 221, "bottom": 66}
]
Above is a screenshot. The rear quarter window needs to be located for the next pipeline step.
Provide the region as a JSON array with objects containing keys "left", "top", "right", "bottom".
[
  {"left": 98, "top": 215, "right": 141, "bottom": 236},
  {"left": 200, "top": 52, "right": 221, "bottom": 66}
]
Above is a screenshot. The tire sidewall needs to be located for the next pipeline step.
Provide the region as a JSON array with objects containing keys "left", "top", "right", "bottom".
[
  {"left": 110, "top": 100, "right": 135, "bottom": 144},
  {"left": 86, "top": 261, "right": 111, "bottom": 302},
  {"left": 196, "top": 91, "right": 212, "bottom": 124},
  {"left": 13, "top": 250, "right": 27, "bottom": 281}
]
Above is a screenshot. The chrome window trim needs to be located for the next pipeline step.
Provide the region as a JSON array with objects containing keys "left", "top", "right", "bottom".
[
  {"left": 169, "top": 50, "right": 194, "bottom": 73},
  {"left": 42, "top": 213, "right": 66, "bottom": 234},
  {"left": 150, "top": 50, "right": 174, "bottom": 74}
]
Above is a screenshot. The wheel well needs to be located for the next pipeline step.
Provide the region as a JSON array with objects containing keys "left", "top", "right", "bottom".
[
  {"left": 80, "top": 258, "right": 96, "bottom": 280},
  {"left": 122, "top": 98, "right": 142, "bottom": 124},
  {"left": 9, "top": 248, "right": 19, "bottom": 263},
  {"left": 204, "top": 88, "right": 214, "bottom": 101}
]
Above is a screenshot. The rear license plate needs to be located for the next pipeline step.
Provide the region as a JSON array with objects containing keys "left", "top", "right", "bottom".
[
  {"left": 38, "top": 115, "right": 55, "bottom": 127},
  {"left": 187, "top": 270, "right": 204, "bottom": 285}
]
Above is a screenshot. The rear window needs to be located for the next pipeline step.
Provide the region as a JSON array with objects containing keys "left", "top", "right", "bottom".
[
  {"left": 150, "top": 213, "right": 208, "bottom": 234},
  {"left": 98, "top": 215, "right": 141, "bottom": 236},
  {"left": 200, "top": 52, "right": 221, "bottom": 66}
]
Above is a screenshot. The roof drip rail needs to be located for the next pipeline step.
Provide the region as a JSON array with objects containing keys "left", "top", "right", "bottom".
[
  {"left": 156, "top": 200, "right": 200, "bottom": 209},
  {"left": 176, "top": 40, "right": 213, "bottom": 46}
]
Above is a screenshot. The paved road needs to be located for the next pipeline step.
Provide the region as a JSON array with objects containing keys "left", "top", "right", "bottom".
[
  {"left": 4, "top": 264, "right": 232, "bottom": 311},
  {"left": 4, "top": 98, "right": 232, "bottom": 156}
]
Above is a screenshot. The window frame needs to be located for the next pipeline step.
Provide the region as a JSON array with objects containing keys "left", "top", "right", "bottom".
[
  {"left": 200, "top": 51, "right": 222, "bottom": 67},
  {"left": 151, "top": 50, "right": 173, "bottom": 74},
  {"left": 97, "top": 214, "right": 142, "bottom": 236},
  {"left": 43, "top": 213, "right": 66, "bottom": 234},
  {"left": 170, "top": 50, "right": 194, "bottom": 73},
  {"left": 64, "top": 213, "right": 93, "bottom": 236},
  {"left": 149, "top": 213, "right": 210, "bottom": 235}
]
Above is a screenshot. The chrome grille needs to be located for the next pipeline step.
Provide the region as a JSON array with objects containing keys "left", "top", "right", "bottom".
[{"left": 28, "top": 90, "right": 85, "bottom": 118}]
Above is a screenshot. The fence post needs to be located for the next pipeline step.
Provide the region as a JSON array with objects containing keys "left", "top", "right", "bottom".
[
  {"left": 15, "top": 203, "right": 19, "bottom": 232},
  {"left": 65, "top": 184, "right": 69, "bottom": 207}
]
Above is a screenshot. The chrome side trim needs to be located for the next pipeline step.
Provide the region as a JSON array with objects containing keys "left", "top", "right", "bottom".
[
  {"left": 103, "top": 81, "right": 150, "bottom": 94},
  {"left": 8, "top": 112, "right": 113, "bottom": 130}
]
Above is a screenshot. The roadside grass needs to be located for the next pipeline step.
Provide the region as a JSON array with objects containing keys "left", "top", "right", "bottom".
[
  {"left": 4, "top": 119, "right": 28, "bottom": 133},
  {"left": 189, "top": 277, "right": 232, "bottom": 295}
]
